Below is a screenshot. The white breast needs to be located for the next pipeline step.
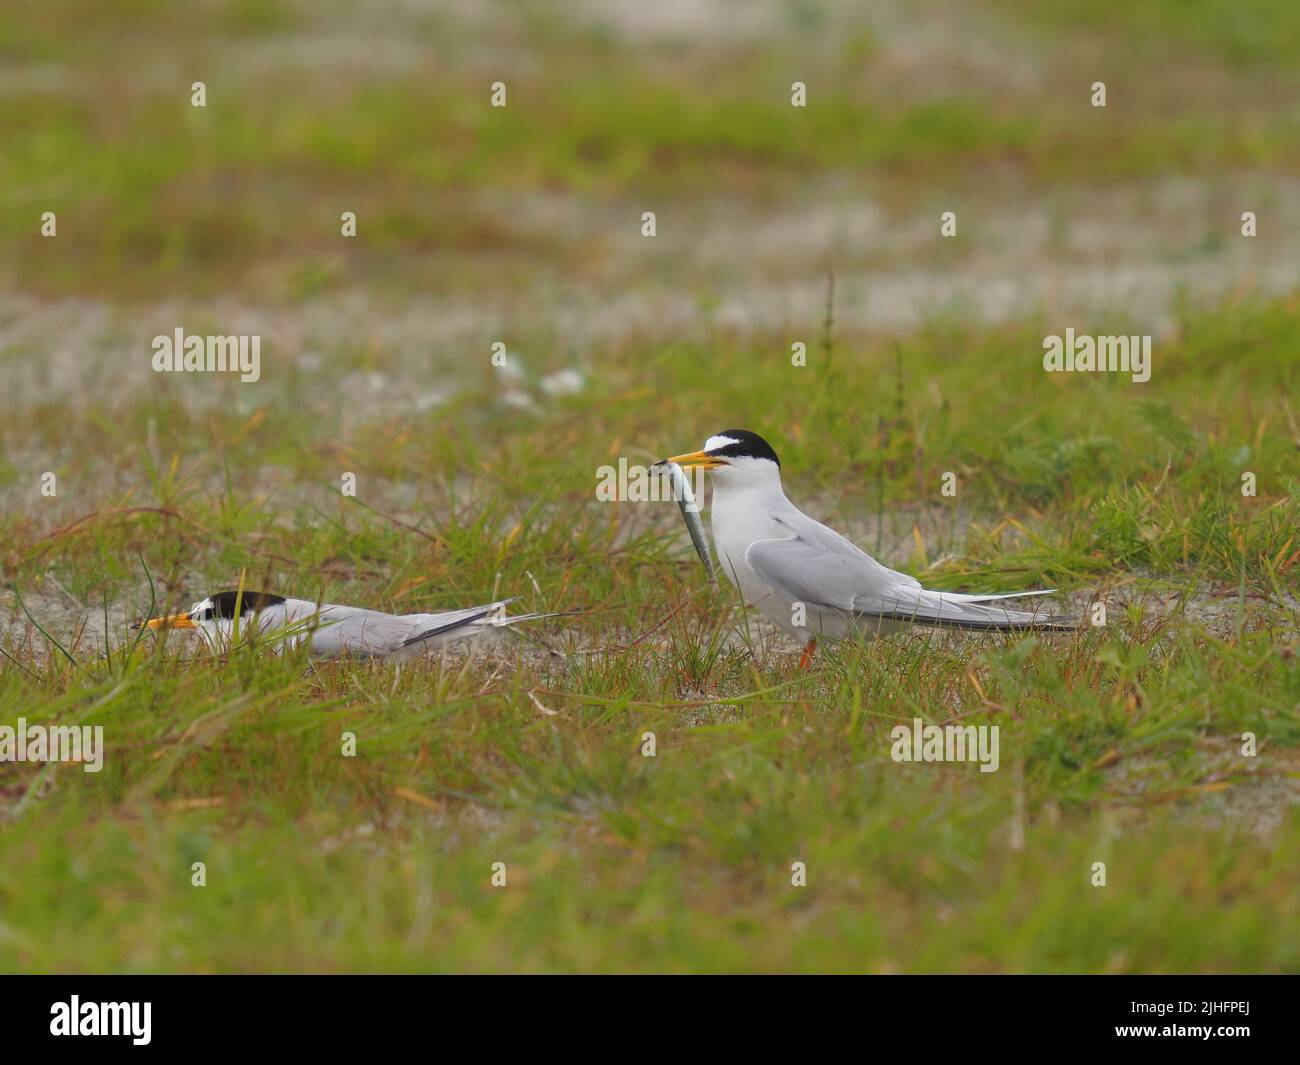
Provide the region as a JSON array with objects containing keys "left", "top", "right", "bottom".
[{"left": 708, "top": 488, "right": 801, "bottom": 634}]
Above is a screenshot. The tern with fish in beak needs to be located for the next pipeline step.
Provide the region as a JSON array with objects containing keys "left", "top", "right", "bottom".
[
  {"left": 138, "top": 590, "right": 565, "bottom": 660},
  {"left": 659, "top": 429, "right": 1077, "bottom": 667}
]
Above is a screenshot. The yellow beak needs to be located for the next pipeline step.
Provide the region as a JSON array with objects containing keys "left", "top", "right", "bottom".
[
  {"left": 663, "top": 448, "right": 725, "bottom": 471},
  {"left": 145, "top": 612, "right": 195, "bottom": 631}
]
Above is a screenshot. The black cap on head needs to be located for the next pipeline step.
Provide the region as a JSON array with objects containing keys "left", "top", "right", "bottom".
[
  {"left": 707, "top": 429, "right": 781, "bottom": 467},
  {"left": 202, "top": 590, "right": 288, "bottom": 620}
]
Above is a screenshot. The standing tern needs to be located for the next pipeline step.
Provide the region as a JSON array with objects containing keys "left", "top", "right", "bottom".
[
  {"left": 658, "top": 429, "right": 1076, "bottom": 666},
  {"left": 139, "top": 590, "right": 563, "bottom": 660}
]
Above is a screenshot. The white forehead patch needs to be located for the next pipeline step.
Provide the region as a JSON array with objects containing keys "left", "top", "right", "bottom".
[{"left": 704, "top": 435, "right": 739, "bottom": 453}]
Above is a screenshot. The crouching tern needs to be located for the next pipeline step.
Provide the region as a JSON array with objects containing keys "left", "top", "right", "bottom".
[
  {"left": 658, "top": 429, "right": 1076, "bottom": 666},
  {"left": 139, "top": 590, "right": 562, "bottom": 660}
]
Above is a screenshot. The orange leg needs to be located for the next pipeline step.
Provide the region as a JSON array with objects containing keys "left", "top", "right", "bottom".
[{"left": 799, "top": 638, "right": 817, "bottom": 670}]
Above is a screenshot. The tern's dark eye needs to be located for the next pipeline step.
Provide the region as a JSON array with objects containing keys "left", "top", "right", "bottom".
[
  {"left": 705, "top": 429, "right": 781, "bottom": 467},
  {"left": 205, "top": 590, "right": 288, "bottom": 619}
]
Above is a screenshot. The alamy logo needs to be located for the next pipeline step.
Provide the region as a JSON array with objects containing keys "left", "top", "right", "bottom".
[
  {"left": 890, "top": 717, "right": 1000, "bottom": 773},
  {"left": 50, "top": 997, "right": 151, "bottom": 1045},
  {"left": 151, "top": 328, "right": 261, "bottom": 382},
  {"left": 1042, "top": 328, "right": 1151, "bottom": 383},
  {"left": 595, "top": 458, "right": 707, "bottom": 502},
  {"left": 0, "top": 718, "right": 103, "bottom": 773}
]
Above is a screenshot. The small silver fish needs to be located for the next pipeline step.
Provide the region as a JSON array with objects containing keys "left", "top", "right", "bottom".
[{"left": 656, "top": 460, "right": 715, "bottom": 581}]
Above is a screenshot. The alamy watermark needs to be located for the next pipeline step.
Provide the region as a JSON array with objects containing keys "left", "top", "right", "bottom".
[
  {"left": 890, "top": 717, "right": 999, "bottom": 773},
  {"left": 0, "top": 718, "right": 103, "bottom": 773},
  {"left": 1043, "top": 329, "right": 1151, "bottom": 383},
  {"left": 595, "top": 458, "right": 706, "bottom": 502},
  {"left": 50, "top": 997, "right": 150, "bottom": 1045},
  {"left": 151, "top": 328, "right": 261, "bottom": 382}
]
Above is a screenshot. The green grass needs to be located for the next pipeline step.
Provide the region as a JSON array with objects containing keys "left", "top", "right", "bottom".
[
  {"left": 1, "top": 0, "right": 1298, "bottom": 973},
  {"left": 4, "top": 0, "right": 1300, "bottom": 297},
  {"left": 1, "top": 603, "right": 1298, "bottom": 972},
  {"left": 1002, "top": 0, "right": 1300, "bottom": 67},
  {"left": 2, "top": 293, "right": 1298, "bottom": 972},
  {"left": 6, "top": 296, "right": 1296, "bottom": 598}
]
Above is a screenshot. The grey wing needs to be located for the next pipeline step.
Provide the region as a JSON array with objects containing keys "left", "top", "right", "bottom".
[
  {"left": 743, "top": 509, "right": 920, "bottom": 613},
  {"left": 396, "top": 600, "right": 517, "bottom": 648},
  {"left": 305, "top": 606, "right": 429, "bottom": 657},
  {"left": 298, "top": 600, "right": 521, "bottom": 658},
  {"left": 745, "top": 511, "right": 1072, "bottom": 630}
]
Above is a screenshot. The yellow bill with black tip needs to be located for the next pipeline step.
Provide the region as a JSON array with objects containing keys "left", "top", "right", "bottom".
[
  {"left": 145, "top": 612, "right": 195, "bottom": 631},
  {"left": 662, "top": 449, "right": 725, "bottom": 471}
]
